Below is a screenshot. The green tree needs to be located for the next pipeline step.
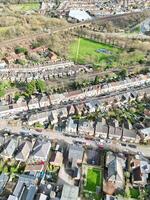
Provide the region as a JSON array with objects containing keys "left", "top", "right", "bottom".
[
  {"left": 26, "top": 80, "right": 36, "bottom": 96},
  {"left": 73, "top": 114, "right": 82, "bottom": 134},
  {"left": 10, "top": 166, "right": 18, "bottom": 174},
  {"left": 14, "top": 92, "right": 20, "bottom": 102},
  {"left": 0, "top": 84, "right": 5, "bottom": 97},
  {"left": 117, "top": 69, "right": 128, "bottom": 80},
  {"left": 15, "top": 46, "right": 27, "bottom": 54},
  {"left": 93, "top": 75, "right": 100, "bottom": 85},
  {"left": 3, "top": 166, "right": 8, "bottom": 173},
  {"left": 36, "top": 80, "right": 46, "bottom": 93}
]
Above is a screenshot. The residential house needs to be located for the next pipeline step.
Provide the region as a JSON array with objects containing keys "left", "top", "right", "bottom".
[
  {"left": 60, "top": 184, "right": 79, "bottom": 200},
  {"left": 13, "top": 181, "right": 26, "bottom": 199},
  {"left": 28, "top": 96, "right": 40, "bottom": 110},
  {"left": 16, "top": 96, "right": 28, "bottom": 111},
  {"left": 67, "top": 104, "right": 75, "bottom": 116},
  {"left": 50, "top": 151, "right": 63, "bottom": 167},
  {"left": 29, "top": 141, "right": 51, "bottom": 162},
  {"left": 78, "top": 120, "right": 94, "bottom": 136},
  {"left": 28, "top": 111, "right": 49, "bottom": 125},
  {"left": 39, "top": 95, "right": 50, "bottom": 108},
  {"left": 108, "top": 126, "right": 116, "bottom": 139},
  {"left": 36, "top": 193, "right": 48, "bottom": 200},
  {"left": 105, "top": 152, "right": 125, "bottom": 194},
  {"left": 139, "top": 127, "right": 150, "bottom": 143},
  {"left": 65, "top": 117, "right": 77, "bottom": 134},
  {"left": 26, "top": 185, "right": 37, "bottom": 200},
  {"left": 122, "top": 128, "right": 137, "bottom": 143},
  {"left": 9, "top": 174, "right": 37, "bottom": 200},
  {"left": 68, "top": 144, "right": 84, "bottom": 168},
  {"left": 7, "top": 195, "right": 18, "bottom": 200},
  {"left": 74, "top": 103, "right": 86, "bottom": 115},
  {"left": 48, "top": 51, "right": 58, "bottom": 62},
  {"left": 25, "top": 163, "right": 45, "bottom": 173},
  {"left": 0, "top": 61, "right": 7, "bottom": 69},
  {"left": 15, "top": 140, "right": 33, "bottom": 162},
  {"left": 57, "top": 107, "right": 68, "bottom": 121},
  {"left": 49, "top": 110, "right": 58, "bottom": 125},
  {"left": 84, "top": 149, "right": 100, "bottom": 166},
  {"left": 50, "top": 93, "right": 66, "bottom": 105},
  {"left": 65, "top": 90, "right": 85, "bottom": 102},
  {"left": 109, "top": 126, "right": 122, "bottom": 140},
  {"left": 85, "top": 87, "right": 98, "bottom": 97},
  {"left": 85, "top": 102, "right": 96, "bottom": 113},
  {"left": 0, "top": 173, "right": 9, "bottom": 193},
  {"left": 131, "top": 158, "right": 150, "bottom": 186},
  {"left": 95, "top": 122, "right": 108, "bottom": 138},
  {"left": 105, "top": 195, "right": 118, "bottom": 200},
  {"left": 0, "top": 135, "right": 4, "bottom": 148},
  {"left": 1, "top": 139, "right": 18, "bottom": 159},
  {"left": 124, "top": 119, "right": 133, "bottom": 130}
]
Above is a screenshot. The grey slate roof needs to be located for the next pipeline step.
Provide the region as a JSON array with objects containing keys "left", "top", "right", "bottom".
[
  {"left": 60, "top": 184, "right": 79, "bottom": 200},
  {"left": 68, "top": 144, "right": 84, "bottom": 168},
  {"left": 0, "top": 173, "right": 9, "bottom": 193}
]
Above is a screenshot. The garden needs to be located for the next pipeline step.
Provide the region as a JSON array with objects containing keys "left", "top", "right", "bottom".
[{"left": 83, "top": 166, "right": 102, "bottom": 200}]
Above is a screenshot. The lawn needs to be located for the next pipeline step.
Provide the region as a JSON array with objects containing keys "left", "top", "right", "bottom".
[
  {"left": 69, "top": 37, "right": 146, "bottom": 69},
  {"left": 85, "top": 168, "right": 101, "bottom": 192},
  {"left": 10, "top": 3, "right": 40, "bottom": 12},
  {"left": 69, "top": 38, "right": 121, "bottom": 67},
  {"left": 129, "top": 187, "right": 140, "bottom": 198}
]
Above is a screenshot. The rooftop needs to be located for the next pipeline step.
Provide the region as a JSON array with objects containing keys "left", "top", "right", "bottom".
[{"left": 60, "top": 184, "right": 79, "bottom": 200}]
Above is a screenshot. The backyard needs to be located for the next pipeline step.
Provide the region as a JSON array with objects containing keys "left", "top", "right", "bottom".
[
  {"left": 84, "top": 167, "right": 102, "bottom": 200},
  {"left": 129, "top": 187, "right": 140, "bottom": 199},
  {"left": 69, "top": 38, "right": 146, "bottom": 69}
]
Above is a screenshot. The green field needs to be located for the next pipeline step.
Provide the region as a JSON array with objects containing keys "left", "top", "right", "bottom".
[
  {"left": 10, "top": 3, "right": 40, "bottom": 12},
  {"left": 69, "top": 38, "right": 146, "bottom": 69},
  {"left": 69, "top": 38, "right": 121, "bottom": 67}
]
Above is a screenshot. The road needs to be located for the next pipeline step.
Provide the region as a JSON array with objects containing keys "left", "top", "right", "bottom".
[{"left": 1, "top": 123, "right": 150, "bottom": 158}]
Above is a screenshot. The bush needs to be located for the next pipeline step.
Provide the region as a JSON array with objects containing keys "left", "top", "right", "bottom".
[
  {"left": 15, "top": 46, "right": 28, "bottom": 54},
  {"left": 31, "top": 37, "right": 46, "bottom": 49},
  {"left": 15, "top": 59, "right": 26, "bottom": 65}
]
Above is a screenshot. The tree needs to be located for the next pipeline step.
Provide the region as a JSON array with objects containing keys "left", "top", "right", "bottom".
[
  {"left": 117, "top": 69, "right": 128, "bottom": 80},
  {"left": 14, "top": 92, "right": 20, "bottom": 102},
  {"left": 26, "top": 80, "right": 36, "bottom": 96},
  {"left": 93, "top": 75, "right": 100, "bottom": 85},
  {"left": 15, "top": 46, "right": 27, "bottom": 54},
  {"left": 3, "top": 166, "right": 8, "bottom": 173},
  {"left": 0, "top": 84, "right": 5, "bottom": 97},
  {"left": 36, "top": 80, "right": 46, "bottom": 93},
  {"left": 10, "top": 166, "right": 18, "bottom": 174},
  {"left": 73, "top": 114, "right": 82, "bottom": 134}
]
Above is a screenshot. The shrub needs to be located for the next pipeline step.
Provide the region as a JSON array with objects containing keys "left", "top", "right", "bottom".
[{"left": 15, "top": 46, "right": 28, "bottom": 54}]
